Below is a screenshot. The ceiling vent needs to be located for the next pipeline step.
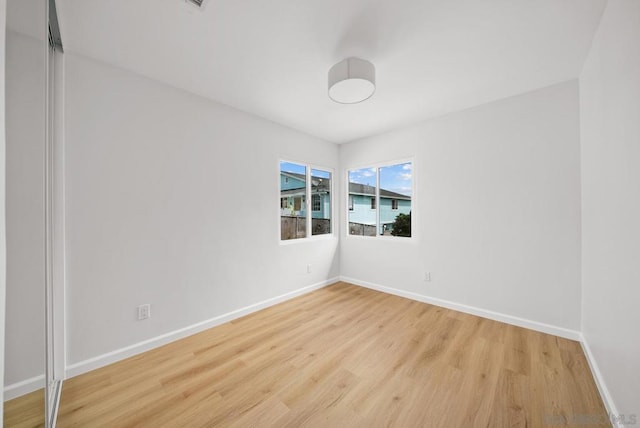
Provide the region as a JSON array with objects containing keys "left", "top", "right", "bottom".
[{"left": 185, "top": 0, "right": 207, "bottom": 9}]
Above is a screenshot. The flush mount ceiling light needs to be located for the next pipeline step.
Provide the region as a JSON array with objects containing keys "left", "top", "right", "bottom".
[
  {"left": 328, "top": 57, "right": 376, "bottom": 104},
  {"left": 184, "top": 0, "right": 208, "bottom": 9}
]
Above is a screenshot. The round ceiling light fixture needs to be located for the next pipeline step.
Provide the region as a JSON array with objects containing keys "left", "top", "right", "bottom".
[{"left": 328, "top": 57, "right": 376, "bottom": 104}]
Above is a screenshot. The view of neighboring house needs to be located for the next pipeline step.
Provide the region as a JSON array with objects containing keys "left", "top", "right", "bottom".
[
  {"left": 348, "top": 182, "right": 411, "bottom": 235},
  {"left": 280, "top": 172, "right": 331, "bottom": 219},
  {"left": 279, "top": 170, "right": 411, "bottom": 238},
  {"left": 280, "top": 170, "right": 332, "bottom": 239}
]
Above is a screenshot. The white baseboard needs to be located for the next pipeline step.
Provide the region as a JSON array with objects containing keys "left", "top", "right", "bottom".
[
  {"left": 340, "top": 276, "right": 581, "bottom": 341},
  {"left": 4, "top": 374, "right": 44, "bottom": 401},
  {"left": 65, "top": 277, "right": 339, "bottom": 379},
  {"left": 579, "top": 335, "right": 624, "bottom": 428},
  {"left": 9, "top": 275, "right": 619, "bottom": 425}
]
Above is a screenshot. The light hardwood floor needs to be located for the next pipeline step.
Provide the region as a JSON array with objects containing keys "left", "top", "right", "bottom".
[
  {"left": 4, "top": 390, "right": 43, "bottom": 428},
  {"left": 5, "top": 282, "right": 609, "bottom": 427}
]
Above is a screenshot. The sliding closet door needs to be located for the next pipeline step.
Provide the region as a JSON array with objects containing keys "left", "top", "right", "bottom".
[
  {"left": 4, "top": 0, "right": 47, "bottom": 426},
  {"left": 45, "top": 27, "right": 64, "bottom": 427},
  {"left": 5, "top": 0, "right": 63, "bottom": 426}
]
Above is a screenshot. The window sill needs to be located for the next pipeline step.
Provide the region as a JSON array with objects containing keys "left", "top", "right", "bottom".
[
  {"left": 279, "top": 234, "right": 338, "bottom": 245},
  {"left": 345, "top": 234, "right": 416, "bottom": 243}
]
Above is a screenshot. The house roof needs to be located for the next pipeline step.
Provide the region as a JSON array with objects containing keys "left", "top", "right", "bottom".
[
  {"left": 281, "top": 171, "right": 330, "bottom": 192},
  {"left": 349, "top": 183, "right": 411, "bottom": 200},
  {"left": 280, "top": 171, "right": 411, "bottom": 200}
]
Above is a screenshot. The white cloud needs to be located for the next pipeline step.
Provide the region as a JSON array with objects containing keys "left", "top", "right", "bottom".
[
  {"left": 400, "top": 172, "right": 412, "bottom": 180},
  {"left": 402, "top": 163, "right": 412, "bottom": 171},
  {"left": 362, "top": 170, "right": 375, "bottom": 177}
]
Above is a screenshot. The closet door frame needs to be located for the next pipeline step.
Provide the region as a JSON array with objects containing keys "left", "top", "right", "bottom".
[{"left": 45, "top": 0, "right": 64, "bottom": 425}]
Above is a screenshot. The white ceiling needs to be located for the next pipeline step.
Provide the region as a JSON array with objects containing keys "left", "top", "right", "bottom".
[{"left": 55, "top": 0, "right": 606, "bottom": 143}]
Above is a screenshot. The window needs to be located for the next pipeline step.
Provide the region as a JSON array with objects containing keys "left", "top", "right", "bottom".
[
  {"left": 311, "top": 169, "right": 331, "bottom": 235},
  {"left": 348, "top": 161, "right": 412, "bottom": 238},
  {"left": 280, "top": 161, "right": 332, "bottom": 240},
  {"left": 280, "top": 161, "right": 306, "bottom": 240},
  {"left": 348, "top": 167, "right": 377, "bottom": 236}
]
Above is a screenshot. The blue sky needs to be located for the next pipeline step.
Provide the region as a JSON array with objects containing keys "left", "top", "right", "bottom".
[
  {"left": 280, "top": 161, "right": 306, "bottom": 175},
  {"left": 280, "top": 161, "right": 331, "bottom": 180},
  {"left": 311, "top": 169, "right": 331, "bottom": 179},
  {"left": 349, "top": 162, "right": 412, "bottom": 196}
]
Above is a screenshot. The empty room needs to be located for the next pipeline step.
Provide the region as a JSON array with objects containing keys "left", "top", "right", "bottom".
[{"left": 1, "top": 0, "right": 639, "bottom": 426}]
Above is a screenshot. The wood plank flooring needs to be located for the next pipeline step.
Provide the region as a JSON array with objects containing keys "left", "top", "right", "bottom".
[
  {"left": 4, "top": 390, "right": 43, "bottom": 428},
  {"left": 5, "top": 282, "right": 609, "bottom": 427}
]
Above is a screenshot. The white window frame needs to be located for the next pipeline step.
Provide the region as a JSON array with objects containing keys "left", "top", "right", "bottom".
[
  {"left": 279, "top": 159, "right": 335, "bottom": 243},
  {"left": 346, "top": 158, "right": 415, "bottom": 240}
]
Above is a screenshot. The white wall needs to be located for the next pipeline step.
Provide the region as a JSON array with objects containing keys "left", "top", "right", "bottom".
[
  {"left": 580, "top": 0, "right": 640, "bottom": 418},
  {"left": 4, "top": 30, "right": 45, "bottom": 390},
  {"left": 1, "top": 0, "right": 8, "bottom": 416},
  {"left": 63, "top": 53, "right": 339, "bottom": 368},
  {"left": 340, "top": 81, "right": 582, "bottom": 332}
]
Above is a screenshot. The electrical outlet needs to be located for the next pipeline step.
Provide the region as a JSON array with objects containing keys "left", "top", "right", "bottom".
[
  {"left": 424, "top": 272, "right": 431, "bottom": 282},
  {"left": 307, "top": 264, "right": 312, "bottom": 274},
  {"left": 137, "top": 304, "right": 151, "bottom": 320}
]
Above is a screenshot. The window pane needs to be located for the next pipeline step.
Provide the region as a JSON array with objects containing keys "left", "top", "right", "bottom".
[
  {"left": 312, "top": 195, "right": 321, "bottom": 211},
  {"left": 280, "top": 161, "right": 307, "bottom": 240},
  {"left": 311, "top": 169, "right": 331, "bottom": 235},
  {"left": 348, "top": 167, "right": 377, "bottom": 236},
  {"left": 379, "top": 162, "right": 412, "bottom": 237}
]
